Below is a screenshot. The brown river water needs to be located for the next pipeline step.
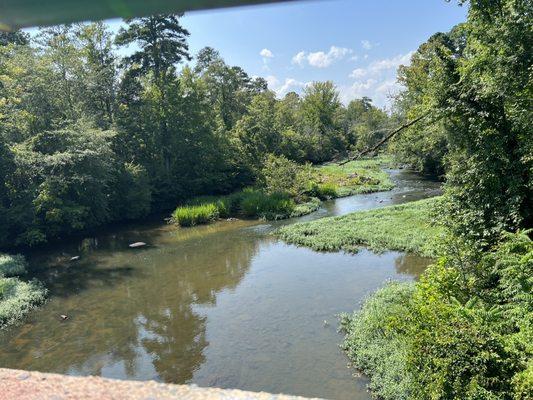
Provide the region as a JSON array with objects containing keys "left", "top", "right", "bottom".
[{"left": 0, "top": 170, "right": 441, "bottom": 400}]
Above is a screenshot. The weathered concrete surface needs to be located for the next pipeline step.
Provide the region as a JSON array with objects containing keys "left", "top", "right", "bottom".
[{"left": 0, "top": 368, "right": 323, "bottom": 400}]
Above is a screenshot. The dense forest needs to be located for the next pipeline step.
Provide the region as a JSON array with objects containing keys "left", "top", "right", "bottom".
[{"left": 0, "top": 17, "right": 391, "bottom": 249}]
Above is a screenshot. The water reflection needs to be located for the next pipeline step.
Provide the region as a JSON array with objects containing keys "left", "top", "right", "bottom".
[{"left": 0, "top": 170, "right": 440, "bottom": 400}]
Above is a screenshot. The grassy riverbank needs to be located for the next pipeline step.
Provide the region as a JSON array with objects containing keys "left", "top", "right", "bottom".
[
  {"left": 171, "top": 157, "right": 394, "bottom": 227},
  {"left": 312, "top": 157, "right": 394, "bottom": 198},
  {"left": 277, "top": 197, "right": 444, "bottom": 257},
  {"left": 0, "top": 254, "right": 47, "bottom": 329}
]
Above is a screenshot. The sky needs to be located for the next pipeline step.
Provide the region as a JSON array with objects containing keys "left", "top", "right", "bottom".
[{"left": 29, "top": 0, "right": 468, "bottom": 109}]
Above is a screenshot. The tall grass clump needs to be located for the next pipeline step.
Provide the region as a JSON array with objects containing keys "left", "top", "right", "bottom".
[
  {"left": 172, "top": 203, "right": 219, "bottom": 227},
  {"left": 240, "top": 189, "right": 295, "bottom": 220},
  {"left": 0, "top": 277, "right": 47, "bottom": 328},
  {"left": 0, "top": 254, "right": 27, "bottom": 277}
]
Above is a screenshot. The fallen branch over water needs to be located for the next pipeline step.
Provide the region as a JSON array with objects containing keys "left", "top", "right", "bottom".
[{"left": 339, "top": 112, "right": 430, "bottom": 166}]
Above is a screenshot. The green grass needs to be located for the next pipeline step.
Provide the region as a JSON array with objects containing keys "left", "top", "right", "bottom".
[
  {"left": 290, "top": 197, "right": 321, "bottom": 218},
  {"left": 171, "top": 203, "right": 220, "bottom": 227},
  {"left": 277, "top": 197, "right": 444, "bottom": 257},
  {"left": 171, "top": 156, "right": 398, "bottom": 228},
  {"left": 313, "top": 156, "right": 395, "bottom": 198},
  {"left": 239, "top": 189, "right": 295, "bottom": 220},
  {"left": 0, "top": 254, "right": 28, "bottom": 277},
  {"left": 171, "top": 189, "right": 299, "bottom": 227},
  {"left": 0, "top": 277, "right": 47, "bottom": 329}
]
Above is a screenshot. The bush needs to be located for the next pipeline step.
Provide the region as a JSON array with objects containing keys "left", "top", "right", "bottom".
[
  {"left": 260, "top": 154, "right": 313, "bottom": 200},
  {"left": 0, "top": 277, "right": 47, "bottom": 328},
  {"left": 171, "top": 203, "right": 219, "bottom": 227},
  {"left": 0, "top": 254, "right": 27, "bottom": 277}
]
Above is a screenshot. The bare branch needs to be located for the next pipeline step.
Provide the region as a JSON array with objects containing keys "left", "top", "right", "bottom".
[{"left": 338, "top": 112, "right": 430, "bottom": 166}]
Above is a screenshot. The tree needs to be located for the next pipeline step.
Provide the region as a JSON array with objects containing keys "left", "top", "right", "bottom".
[
  {"left": 301, "top": 81, "right": 344, "bottom": 162},
  {"left": 76, "top": 22, "right": 117, "bottom": 129},
  {"left": 115, "top": 14, "right": 191, "bottom": 86}
]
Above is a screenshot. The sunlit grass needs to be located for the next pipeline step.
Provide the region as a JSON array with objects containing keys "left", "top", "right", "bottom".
[
  {"left": 313, "top": 156, "right": 394, "bottom": 197},
  {"left": 277, "top": 197, "right": 444, "bottom": 257}
]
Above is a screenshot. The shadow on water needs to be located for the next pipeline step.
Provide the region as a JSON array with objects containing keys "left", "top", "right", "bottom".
[{"left": 0, "top": 170, "right": 440, "bottom": 400}]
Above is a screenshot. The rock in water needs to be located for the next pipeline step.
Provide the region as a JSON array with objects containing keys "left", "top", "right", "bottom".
[{"left": 129, "top": 242, "right": 146, "bottom": 248}]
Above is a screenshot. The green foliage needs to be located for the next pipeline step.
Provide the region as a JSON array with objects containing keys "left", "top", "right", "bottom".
[
  {"left": 0, "top": 17, "right": 396, "bottom": 249},
  {"left": 392, "top": 1, "right": 532, "bottom": 245},
  {"left": 239, "top": 189, "right": 295, "bottom": 220},
  {"left": 0, "top": 277, "right": 47, "bottom": 328},
  {"left": 290, "top": 197, "right": 321, "bottom": 218},
  {"left": 0, "top": 254, "right": 27, "bottom": 277},
  {"left": 341, "top": 231, "right": 533, "bottom": 400},
  {"left": 308, "top": 182, "right": 338, "bottom": 199},
  {"left": 313, "top": 157, "right": 394, "bottom": 197},
  {"left": 172, "top": 203, "right": 219, "bottom": 227},
  {"left": 278, "top": 197, "right": 443, "bottom": 257},
  {"left": 340, "top": 282, "right": 416, "bottom": 400},
  {"left": 260, "top": 154, "right": 313, "bottom": 200}
]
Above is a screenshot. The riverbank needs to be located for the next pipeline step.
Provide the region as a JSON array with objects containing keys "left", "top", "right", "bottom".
[
  {"left": 171, "top": 157, "right": 394, "bottom": 227},
  {"left": 277, "top": 197, "right": 444, "bottom": 258}
]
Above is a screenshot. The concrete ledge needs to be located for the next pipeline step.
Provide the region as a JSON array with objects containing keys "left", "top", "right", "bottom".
[{"left": 0, "top": 368, "right": 322, "bottom": 400}]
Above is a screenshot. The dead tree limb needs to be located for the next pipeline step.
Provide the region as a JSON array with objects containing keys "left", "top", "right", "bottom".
[{"left": 338, "top": 112, "right": 430, "bottom": 166}]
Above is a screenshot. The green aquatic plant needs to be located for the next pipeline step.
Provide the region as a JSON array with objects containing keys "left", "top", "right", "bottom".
[
  {"left": 239, "top": 189, "right": 295, "bottom": 220},
  {"left": 277, "top": 197, "right": 444, "bottom": 257},
  {"left": 172, "top": 203, "right": 220, "bottom": 227},
  {"left": 0, "top": 254, "right": 28, "bottom": 277},
  {"left": 0, "top": 277, "right": 47, "bottom": 328}
]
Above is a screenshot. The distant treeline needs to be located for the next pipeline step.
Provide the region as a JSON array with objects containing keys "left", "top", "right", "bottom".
[{"left": 0, "top": 17, "right": 392, "bottom": 248}]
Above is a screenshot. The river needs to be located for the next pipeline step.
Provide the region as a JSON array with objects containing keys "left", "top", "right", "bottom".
[{"left": 0, "top": 170, "right": 440, "bottom": 400}]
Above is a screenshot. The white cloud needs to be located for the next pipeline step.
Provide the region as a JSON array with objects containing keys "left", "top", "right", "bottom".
[
  {"left": 342, "top": 51, "right": 414, "bottom": 108},
  {"left": 265, "top": 75, "right": 309, "bottom": 97},
  {"left": 349, "top": 51, "right": 414, "bottom": 80},
  {"left": 260, "top": 48, "right": 274, "bottom": 58},
  {"left": 361, "top": 40, "right": 373, "bottom": 50},
  {"left": 292, "top": 51, "right": 307, "bottom": 66},
  {"left": 349, "top": 68, "right": 366, "bottom": 79},
  {"left": 291, "top": 46, "right": 353, "bottom": 68}
]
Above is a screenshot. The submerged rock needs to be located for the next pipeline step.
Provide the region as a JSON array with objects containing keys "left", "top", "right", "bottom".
[{"left": 129, "top": 242, "right": 146, "bottom": 248}]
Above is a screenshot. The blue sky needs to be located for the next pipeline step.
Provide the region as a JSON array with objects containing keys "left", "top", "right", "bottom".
[
  {"left": 29, "top": 0, "right": 467, "bottom": 109},
  {"left": 173, "top": 0, "right": 467, "bottom": 108}
]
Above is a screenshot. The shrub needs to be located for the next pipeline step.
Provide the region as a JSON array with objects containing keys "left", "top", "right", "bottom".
[
  {"left": 260, "top": 154, "right": 313, "bottom": 200},
  {"left": 0, "top": 277, "right": 47, "bottom": 328},
  {"left": 0, "top": 254, "right": 27, "bottom": 277},
  {"left": 171, "top": 203, "right": 219, "bottom": 227}
]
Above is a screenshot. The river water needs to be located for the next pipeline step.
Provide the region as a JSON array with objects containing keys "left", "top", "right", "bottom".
[{"left": 0, "top": 170, "right": 440, "bottom": 400}]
